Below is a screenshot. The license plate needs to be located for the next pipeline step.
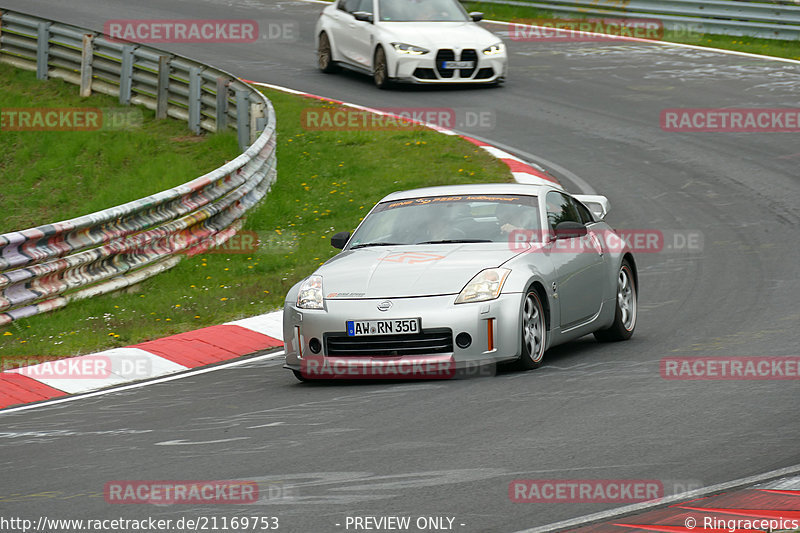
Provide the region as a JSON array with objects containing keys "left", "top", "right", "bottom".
[
  {"left": 442, "top": 60, "right": 474, "bottom": 69},
  {"left": 346, "top": 318, "right": 420, "bottom": 336}
]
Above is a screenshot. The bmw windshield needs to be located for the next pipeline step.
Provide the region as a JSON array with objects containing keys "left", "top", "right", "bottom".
[
  {"left": 348, "top": 194, "right": 541, "bottom": 248},
  {"left": 377, "top": 0, "right": 470, "bottom": 22}
]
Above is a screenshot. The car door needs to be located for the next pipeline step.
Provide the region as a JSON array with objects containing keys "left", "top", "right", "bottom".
[
  {"left": 350, "top": 0, "right": 376, "bottom": 69},
  {"left": 544, "top": 191, "right": 607, "bottom": 329},
  {"left": 332, "top": 0, "right": 373, "bottom": 67}
]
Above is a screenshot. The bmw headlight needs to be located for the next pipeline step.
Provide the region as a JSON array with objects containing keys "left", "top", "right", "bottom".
[
  {"left": 391, "top": 43, "right": 429, "bottom": 55},
  {"left": 482, "top": 43, "right": 504, "bottom": 56},
  {"left": 297, "top": 275, "right": 324, "bottom": 309},
  {"left": 455, "top": 268, "right": 511, "bottom": 304}
]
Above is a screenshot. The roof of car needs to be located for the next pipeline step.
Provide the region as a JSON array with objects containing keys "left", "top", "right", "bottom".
[{"left": 379, "top": 183, "right": 555, "bottom": 202}]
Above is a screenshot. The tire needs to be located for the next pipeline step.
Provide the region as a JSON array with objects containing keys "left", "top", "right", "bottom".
[
  {"left": 514, "top": 288, "right": 547, "bottom": 370},
  {"left": 318, "top": 33, "right": 339, "bottom": 73},
  {"left": 594, "top": 259, "right": 637, "bottom": 342},
  {"left": 373, "top": 46, "right": 392, "bottom": 89}
]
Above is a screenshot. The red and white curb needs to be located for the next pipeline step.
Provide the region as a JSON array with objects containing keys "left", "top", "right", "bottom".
[
  {"left": 0, "top": 82, "right": 563, "bottom": 411},
  {"left": 0, "top": 313, "right": 283, "bottom": 409}
]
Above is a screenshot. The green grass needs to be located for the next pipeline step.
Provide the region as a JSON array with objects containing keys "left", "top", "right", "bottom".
[
  {"left": 465, "top": 1, "right": 800, "bottom": 61},
  {"left": 0, "top": 62, "right": 240, "bottom": 233},
  {"left": 0, "top": 86, "right": 512, "bottom": 359}
]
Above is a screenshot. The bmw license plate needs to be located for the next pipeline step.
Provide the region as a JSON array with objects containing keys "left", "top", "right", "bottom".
[
  {"left": 442, "top": 60, "right": 474, "bottom": 69},
  {"left": 347, "top": 318, "right": 420, "bottom": 336}
]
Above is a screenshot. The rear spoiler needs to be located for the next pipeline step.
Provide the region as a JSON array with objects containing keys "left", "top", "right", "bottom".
[{"left": 574, "top": 194, "right": 610, "bottom": 220}]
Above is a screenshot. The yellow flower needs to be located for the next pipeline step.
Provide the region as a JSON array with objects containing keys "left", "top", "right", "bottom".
[
  {"left": 3, "top": 332, "right": 12, "bottom": 336},
  {"left": 220, "top": 297, "right": 228, "bottom": 301}
]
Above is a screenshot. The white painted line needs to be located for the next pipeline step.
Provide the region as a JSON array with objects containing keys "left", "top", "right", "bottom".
[
  {"left": 0, "top": 350, "right": 285, "bottom": 416},
  {"left": 513, "top": 463, "right": 800, "bottom": 533},
  {"left": 227, "top": 311, "right": 284, "bottom": 341}
]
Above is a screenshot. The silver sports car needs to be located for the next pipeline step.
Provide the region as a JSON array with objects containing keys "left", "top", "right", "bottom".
[{"left": 283, "top": 183, "right": 637, "bottom": 380}]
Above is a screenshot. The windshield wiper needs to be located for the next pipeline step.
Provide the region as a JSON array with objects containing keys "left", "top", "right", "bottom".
[
  {"left": 350, "top": 242, "right": 406, "bottom": 249},
  {"left": 416, "top": 239, "right": 492, "bottom": 244}
]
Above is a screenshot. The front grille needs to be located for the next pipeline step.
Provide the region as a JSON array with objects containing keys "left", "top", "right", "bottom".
[
  {"left": 413, "top": 67, "right": 437, "bottom": 80},
  {"left": 325, "top": 328, "right": 453, "bottom": 356},
  {"left": 435, "top": 49, "right": 455, "bottom": 78},
  {"left": 460, "top": 49, "right": 477, "bottom": 78},
  {"left": 475, "top": 67, "right": 494, "bottom": 79}
]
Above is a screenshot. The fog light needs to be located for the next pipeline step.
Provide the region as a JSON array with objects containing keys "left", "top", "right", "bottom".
[
  {"left": 309, "top": 338, "right": 322, "bottom": 354},
  {"left": 455, "top": 332, "right": 472, "bottom": 349}
]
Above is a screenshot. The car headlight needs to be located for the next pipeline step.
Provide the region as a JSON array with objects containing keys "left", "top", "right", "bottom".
[
  {"left": 297, "top": 275, "right": 324, "bottom": 309},
  {"left": 455, "top": 268, "right": 511, "bottom": 304},
  {"left": 482, "top": 43, "right": 504, "bottom": 56},
  {"left": 391, "top": 43, "right": 429, "bottom": 55}
]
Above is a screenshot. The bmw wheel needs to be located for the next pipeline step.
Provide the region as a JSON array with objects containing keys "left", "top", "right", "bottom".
[
  {"left": 594, "top": 259, "right": 637, "bottom": 342},
  {"left": 373, "top": 46, "right": 392, "bottom": 89},
  {"left": 318, "top": 32, "right": 339, "bottom": 73}
]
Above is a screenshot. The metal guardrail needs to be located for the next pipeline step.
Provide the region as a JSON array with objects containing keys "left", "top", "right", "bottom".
[
  {"left": 0, "top": 9, "right": 278, "bottom": 326},
  {"left": 471, "top": 0, "right": 800, "bottom": 39}
]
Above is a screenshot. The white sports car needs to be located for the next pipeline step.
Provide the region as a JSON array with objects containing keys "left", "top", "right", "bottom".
[{"left": 315, "top": 0, "right": 508, "bottom": 88}]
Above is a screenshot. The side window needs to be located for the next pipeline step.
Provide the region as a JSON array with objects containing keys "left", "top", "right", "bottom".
[
  {"left": 573, "top": 198, "right": 595, "bottom": 224},
  {"left": 357, "top": 0, "right": 374, "bottom": 14},
  {"left": 340, "top": 0, "right": 361, "bottom": 13},
  {"left": 546, "top": 192, "right": 582, "bottom": 229}
]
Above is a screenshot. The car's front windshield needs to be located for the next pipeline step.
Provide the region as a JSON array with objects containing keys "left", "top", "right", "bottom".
[
  {"left": 377, "top": 0, "right": 470, "bottom": 22},
  {"left": 348, "top": 194, "right": 540, "bottom": 248}
]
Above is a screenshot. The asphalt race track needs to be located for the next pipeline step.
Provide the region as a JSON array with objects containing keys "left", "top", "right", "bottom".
[{"left": 1, "top": 1, "right": 799, "bottom": 532}]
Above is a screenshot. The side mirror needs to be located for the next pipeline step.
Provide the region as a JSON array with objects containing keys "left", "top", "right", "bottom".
[
  {"left": 331, "top": 231, "right": 351, "bottom": 249},
  {"left": 353, "top": 11, "right": 374, "bottom": 23},
  {"left": 470, "top": 12, "right": 484, "bottom": 22},
  {"left": 554, "top": 221, "right": 587, "bottom": 239},
  {"left": 573, "top": 194, "right": 610, "bottom": 220}
]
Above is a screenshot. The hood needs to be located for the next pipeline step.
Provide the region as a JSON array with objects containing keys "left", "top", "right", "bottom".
[
  {"left": 318, "top": 244, "right": 521, "bottom": 299},
  {"left": 378, "top": 22, "right": 500, "bottom": 51}
]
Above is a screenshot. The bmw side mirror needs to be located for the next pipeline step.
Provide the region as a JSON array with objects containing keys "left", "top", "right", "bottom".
[
  {"left": 554, "top": 221, "right": 587, "bottom": 239},
  {"left": 353, "top": 11, "right": 374, "bottom": 23},
  {"left": 331, "top": 231, "right": 351, "bottom": 249},
  {"left": 470, "top": 12, "right": 484, "bottom": 22}
]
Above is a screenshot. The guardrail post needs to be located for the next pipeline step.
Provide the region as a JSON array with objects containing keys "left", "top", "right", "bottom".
[
  {"left": 236, "top": 89, "right": 250, "bottom": 150},
  {"left": 156, "top": 56, "right": 170, "bottom": 119},
  {"left": 188, "top": 66, "right": 202, "bottom": 134},
  {"left": 250, "top": 102, "right": 266, "bottom": 146},
  {"left": 216, "top": 77, "right": 229, "bottom": 131},
  {"left": 119, "top": 45, "right": 134, "bottom": 105},
  {"left": 80, "top": 34, "right": 93, "bottom": 97},
  {"left": 36, "top": 21, "right": 52, "bottom": 80}
]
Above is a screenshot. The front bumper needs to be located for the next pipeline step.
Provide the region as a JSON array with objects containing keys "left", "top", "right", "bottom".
[
  {"left": 283, "top": 293, "right": 524, "bottom": 377},
  {"left": 390, "top": 48, "right": 507, "bottom": 84}
]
